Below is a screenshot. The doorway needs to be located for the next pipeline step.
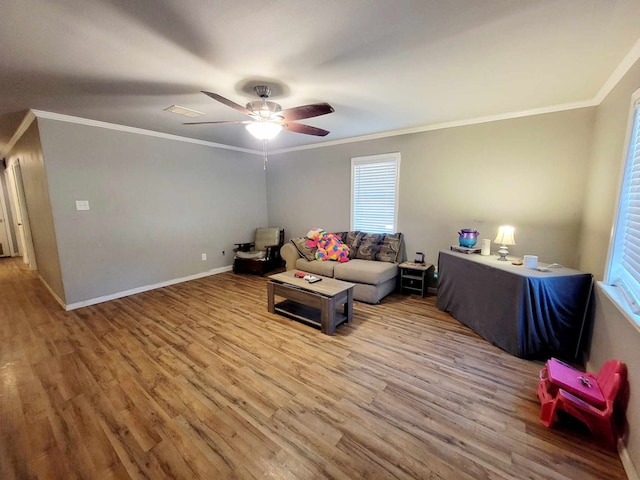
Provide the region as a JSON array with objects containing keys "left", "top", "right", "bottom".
[
  {"left": 6, "top": 160, "right": 37, "bottom": 270},
  {"left": 0, "top": 177, "right": 12, "bottom": 257}
]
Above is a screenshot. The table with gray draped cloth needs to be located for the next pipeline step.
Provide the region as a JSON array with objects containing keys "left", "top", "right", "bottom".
[{"left": 436, "top": 249, "right": 593, "bottom": 359}]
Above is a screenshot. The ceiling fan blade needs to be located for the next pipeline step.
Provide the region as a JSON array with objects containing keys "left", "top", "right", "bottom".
[
  {"left": 183, "top": 120, "right": 250, "bottom": 125},
  {"left": 280, "top": 103, "right": 334, "bottom": 121},
  {"left": 201, "top": 91, "right": 252, "bottom": 116},
  {"left": 284, "top": 122, "right": 330, "bottom": 137}
]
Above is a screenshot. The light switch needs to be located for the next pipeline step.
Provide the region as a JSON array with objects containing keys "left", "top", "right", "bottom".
[{"left": 76, "top": 200, "right": 90, "bottom": 211}]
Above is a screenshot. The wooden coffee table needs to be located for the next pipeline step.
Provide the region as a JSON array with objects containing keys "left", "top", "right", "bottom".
[{"left": 267, "top": 271, "right": 355, "bottom": 335}]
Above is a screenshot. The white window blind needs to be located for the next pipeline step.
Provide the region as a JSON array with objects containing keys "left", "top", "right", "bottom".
[
  {"left": 609, "top": 96, "right": 640, "bottom": 315},
  {"left": 351, "top": 153, "right": 400, "bottom": 233}
]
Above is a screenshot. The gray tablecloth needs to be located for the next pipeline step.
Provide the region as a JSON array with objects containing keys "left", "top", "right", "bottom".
[{"left": 436, "top": 250, "right": 593, "bottom": 358}]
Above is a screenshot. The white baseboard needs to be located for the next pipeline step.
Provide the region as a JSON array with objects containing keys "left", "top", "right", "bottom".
[
  {"left": 619, "top": 438, "right": 639, "bottom": 480},
  {"left": 64, "top": 266, "right": 233, "bottom": 311},
  {"left": 39, "top": 275, "right": 67, "bottom": 309}
]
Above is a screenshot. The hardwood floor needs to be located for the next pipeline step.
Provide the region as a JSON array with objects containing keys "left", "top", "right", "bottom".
[{"left": 0, "top": 257, "right": 627, "bottom": 479}]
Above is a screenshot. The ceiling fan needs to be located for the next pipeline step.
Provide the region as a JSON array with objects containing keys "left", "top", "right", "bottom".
[{"left": 185, "top": 85, "right": 334, "bottom": 140}]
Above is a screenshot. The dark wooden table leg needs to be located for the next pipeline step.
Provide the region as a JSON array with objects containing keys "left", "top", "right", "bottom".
[
  {"left": 345, "top": 288, "right": 353, "bottom": 324},
  {"left": 267, "top": 281, "right": 275, "bottom": 314},
  {"left": 321, "top": 295, "right": 336, "bottom": 335}
]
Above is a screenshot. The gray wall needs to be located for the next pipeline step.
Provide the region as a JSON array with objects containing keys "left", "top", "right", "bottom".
[
  {"left": 579, "top": 58, "right": 640, "bottom": 475},
  {"left": 6, "top": 121, "right": 65, "bottom": 301},
  {"left": 579, "top": 59, "right": 640, "bottom": 280},
  {"left": 267, "top": 108, "right": 595, "bottom": 269},
  {"left": 36, "top": 118, "right": 267, "bottom": 305}
]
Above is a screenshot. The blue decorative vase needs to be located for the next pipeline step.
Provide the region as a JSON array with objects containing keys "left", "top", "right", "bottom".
[{"left": 458, "top": 228, "right": 479, "bottom": 248}]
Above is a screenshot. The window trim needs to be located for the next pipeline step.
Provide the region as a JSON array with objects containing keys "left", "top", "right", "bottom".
[
  {"left": 605, "top": 87, "right": 640, "bottom": 324},
  {"left": 350, "top": 152, "right": 401, "bottom": 233},
  {"left": 599, "top": 282, "right": 640, "bottom": 335}
]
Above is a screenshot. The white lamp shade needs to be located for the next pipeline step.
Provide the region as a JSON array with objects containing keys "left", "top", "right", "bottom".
[
  {"left": 245, "top": 122, "right": 282, "bottom": 140},
  {"left": 494, "top": 225, "right": 516, "bottom": 245}
]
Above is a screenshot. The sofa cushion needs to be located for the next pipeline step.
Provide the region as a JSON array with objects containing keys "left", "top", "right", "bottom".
[
  {"left": 235, "top": 250, "right": 266, "bottom": 260},
  {"left": 254, "top": 227, "right": 282, "bottom": 251},
  {"left": 378, "top": 233, "right": 403, "bottom": 263},
  {"left": 353, "top": 232, "right": 403, "bottom": 262},
  {"left": 353, "top": 277, "right": 397, "bottom": 304},
  {"left": 355, "top": 233, "right": 384, "bottom": 260},
  {"left": 295, "top": 258, "right": 336, "bottom": 277},
  {"left": 344, "top": 231, "right": 364, "bottom": 259},
  {"left": 333, "top": 259, "right": 398, "bottom": 285},
  {"left": 290, "top": 237, "right": 317, "bottom": 261},
  {"left": 332, "top": 231, "right": 347, "bottom": 243}
]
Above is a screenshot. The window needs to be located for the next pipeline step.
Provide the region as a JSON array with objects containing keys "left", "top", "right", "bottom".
[
  {"left": 351, "top": 152, "right": 400, "bottom": 233},
  {"left": 607, "top": 89, "right": 640, "bottom": 318}
]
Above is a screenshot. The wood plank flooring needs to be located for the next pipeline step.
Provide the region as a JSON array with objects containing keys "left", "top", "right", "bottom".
[{"left": 0, "top": 257, "right": 627, "bottom": 479}]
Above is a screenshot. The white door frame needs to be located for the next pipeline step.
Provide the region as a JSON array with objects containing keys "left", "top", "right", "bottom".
[
  {"left": 8, "top": 160, "right": 37, "bottom": 270},
  {"left": 0, "top": 174, "right": 15, "bottom": 257}
]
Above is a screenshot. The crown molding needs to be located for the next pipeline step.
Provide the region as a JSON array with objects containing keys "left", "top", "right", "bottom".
[
  {"left": 270, "top": 99, "right": 597, "bottom": 155},
  {"left": 31, "top": 110, "right": 260, "bottom": 155},
  {"left": 594, "top": 37, "right": 640, "bottom": 105},
  {"left": 0, "top": 110, "right": 36, "bottom": 157},
  {"left": 7, "top": 37, "right": 639, "bottom": 160},
  {"left": 272, "top": 37, "right": 640, "bottom": 155}
]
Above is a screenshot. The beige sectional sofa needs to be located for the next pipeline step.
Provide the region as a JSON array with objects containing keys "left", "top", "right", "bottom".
[{"left": 280, "top": 231, "right": 404, "bottom": 304}]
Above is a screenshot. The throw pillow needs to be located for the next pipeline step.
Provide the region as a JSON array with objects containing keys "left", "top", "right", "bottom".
[
  {"left": 378, "top": 233, "right": 402, "bottom": 262},
  {"left": 332, "top": 231, "right": 347, "bottom": 243},
  {"left": 290, "top": 237, "right": 317, "bottom": 261},
  {"left": 344, "top": 231, "right": 363, "bottom": 259},
  {"left": 355, "top": 233, "right": 384, "bottom": 260}
]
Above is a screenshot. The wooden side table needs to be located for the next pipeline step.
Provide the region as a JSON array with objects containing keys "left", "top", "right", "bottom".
[{"left": 399, "top": 262, "right": 434, "bottom": 297}]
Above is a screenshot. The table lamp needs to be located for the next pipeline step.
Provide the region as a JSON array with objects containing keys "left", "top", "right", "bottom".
[{"left": 494, "top": 225, "right": 515, "bottom": 261}]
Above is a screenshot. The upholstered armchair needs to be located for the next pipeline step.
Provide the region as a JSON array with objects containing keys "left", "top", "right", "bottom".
[{"left": 233, "top": 227, "right": 285, "bottom": 275}]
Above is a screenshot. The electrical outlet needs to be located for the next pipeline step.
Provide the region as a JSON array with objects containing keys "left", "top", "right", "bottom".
[{"left": 201, "top": 253, "right": 207, "bottom": 261}]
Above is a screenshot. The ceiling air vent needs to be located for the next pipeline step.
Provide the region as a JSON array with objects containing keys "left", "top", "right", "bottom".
[{"left": 164, "top": 105, "right": 204, "bottom": 118}]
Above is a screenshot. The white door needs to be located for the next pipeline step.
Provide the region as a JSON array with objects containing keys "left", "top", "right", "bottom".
[
  {"left": 11, "top": 163, "right": 37, "bottom": 270},
  {"left": 0, "top": 176, "right": 12, "bottom": 257},
  {"left": 0, "top": 202, "right": 9, "bottom": 257}
]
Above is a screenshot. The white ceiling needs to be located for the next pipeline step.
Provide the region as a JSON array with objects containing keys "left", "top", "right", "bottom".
[{"left": 1, "top": 0, "right": 640, "bottom": 154}]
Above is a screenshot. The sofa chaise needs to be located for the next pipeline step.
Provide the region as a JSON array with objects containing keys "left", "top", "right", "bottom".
[{"left": 280, "top": 231, "right": 404, "bottom": 304}]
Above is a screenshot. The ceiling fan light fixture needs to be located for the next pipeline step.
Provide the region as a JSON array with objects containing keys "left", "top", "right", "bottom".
[
  {"left": 245, "top": 121, "right": 282, "bottom": 140},
  {"left": 189, "top": 87, "right": 333, "bottom": 138},
  {"left": 246, "top": 100, "right": 281, "bottom": 120}
]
